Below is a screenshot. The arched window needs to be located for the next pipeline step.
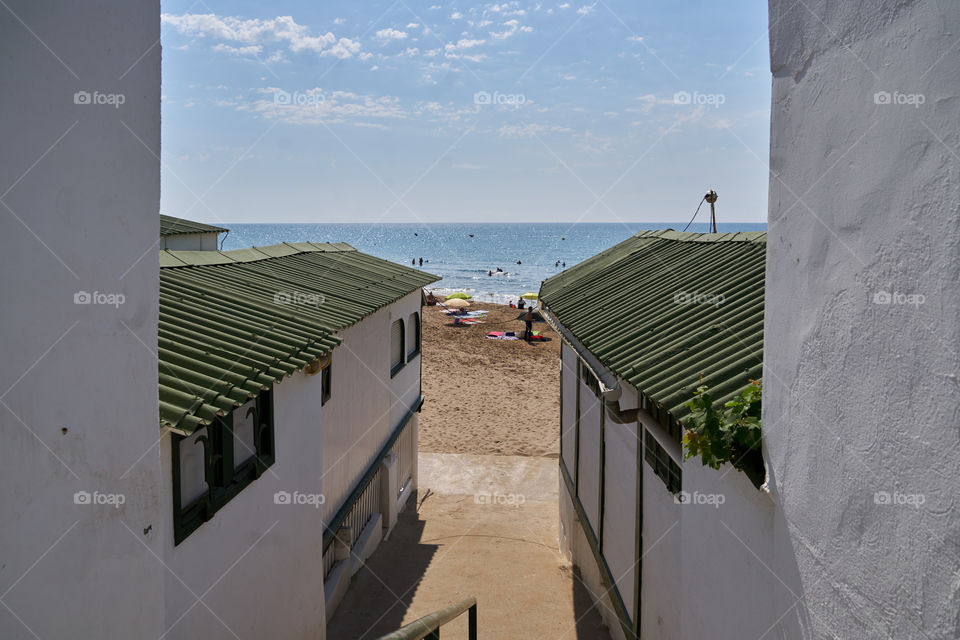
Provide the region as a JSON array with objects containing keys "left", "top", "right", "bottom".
[
  {"left": 406, "top": 312, "right": 421, "bottom": 361},
  {"left": 390, "top": 318, "right": 405, "bottom": 376}
]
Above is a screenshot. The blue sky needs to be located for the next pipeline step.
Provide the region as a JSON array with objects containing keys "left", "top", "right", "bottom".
[{"left": 160, "top": 0, "right": 771, "bottom": 223}]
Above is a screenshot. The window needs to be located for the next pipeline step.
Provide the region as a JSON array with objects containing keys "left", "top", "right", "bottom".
[
  {"left": 321, "top": 362, "right": 332, "bottom": 406},
  {"left": 390, "top": 318, "right": 405, "bottom": 377},
  {"left": 580, "top": 360, "right": 601, "bottom": 397},
  {"left": 173, "top": 388, "right": 276, "bottom": 544},
  {"left": 406, "top": 312, "right": 421, "bottom": 361},
  {"left": 644, "top": 429, "right": 682, "bottom": 495}
]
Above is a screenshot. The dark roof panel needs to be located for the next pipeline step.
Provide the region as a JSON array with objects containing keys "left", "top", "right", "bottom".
[
  {"left": 539, "top": 230, "right": 765, "bottom": 425},
  {"left": 158, "top": 242, "right": 439, "bottom": 432},
  {"left": 160, "top": 214, "right": 229, "bottom": 236}
]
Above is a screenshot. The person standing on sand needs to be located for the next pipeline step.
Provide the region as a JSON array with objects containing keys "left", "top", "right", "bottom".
[{"left": 524, "top": 307, "right": 534, "bottom": 341}]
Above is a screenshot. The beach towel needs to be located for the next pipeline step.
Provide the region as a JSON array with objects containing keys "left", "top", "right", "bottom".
[{"left": 486, "top": 331, "right": 519, "bottom": 340}]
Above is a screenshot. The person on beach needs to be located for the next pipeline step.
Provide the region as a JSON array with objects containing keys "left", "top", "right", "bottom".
[
  {"left": 509, "top": 300, "right": 515, "bottom": 308},
  {"left": 518, "top": 297, "right": 526, "bottom": 309},
  {"left": 524, "top": 307, "right": 534, "bottom": 341},
  {"left": 419, "top": 257, "right": 423, "bottom": 266},
  {"left": 426, "top": 292, "right": 437, "bottom": 306}
]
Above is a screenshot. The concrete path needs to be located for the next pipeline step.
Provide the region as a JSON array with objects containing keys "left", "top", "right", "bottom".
[{"left": 327, "top": 453, "right": 612, "bottom": 640}]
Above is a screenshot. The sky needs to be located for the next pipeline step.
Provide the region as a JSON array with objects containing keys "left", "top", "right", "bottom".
[{"left": 159, "top": 0, "right": 771, "bottom": 224}]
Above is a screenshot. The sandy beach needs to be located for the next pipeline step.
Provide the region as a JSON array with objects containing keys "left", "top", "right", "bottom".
[{"left": 419, "top": 301, "right": 561, "bottom": 458}]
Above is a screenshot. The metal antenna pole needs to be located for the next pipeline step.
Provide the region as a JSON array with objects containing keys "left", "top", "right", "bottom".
[{"left": 705, "top": 190, "right": 718, "bottom": 233}]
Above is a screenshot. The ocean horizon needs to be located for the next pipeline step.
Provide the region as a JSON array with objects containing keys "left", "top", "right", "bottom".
[{"left": 219, "top": 222, "right": 767, "bottom": 304}]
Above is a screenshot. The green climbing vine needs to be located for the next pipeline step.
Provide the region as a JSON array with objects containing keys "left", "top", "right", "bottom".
[{"left": 682, "top": 379, "right": 765, "bottom": 488}]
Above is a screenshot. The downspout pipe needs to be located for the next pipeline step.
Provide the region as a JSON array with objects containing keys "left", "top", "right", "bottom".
[{"left": 539, "top": 302, "right": 640, "bottom": 425}]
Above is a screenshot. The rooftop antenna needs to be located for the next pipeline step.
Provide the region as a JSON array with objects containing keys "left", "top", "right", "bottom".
[{"left": 705, "top": 190, "right": 718, "bottom": 233}]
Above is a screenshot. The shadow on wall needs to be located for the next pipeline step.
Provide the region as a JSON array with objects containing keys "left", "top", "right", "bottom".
[
  {"left": 569, "top": 565, "right": 616, "bottom": 639},
  {"left": 326, "top": 496, "right": 436, "bottom": 639}
]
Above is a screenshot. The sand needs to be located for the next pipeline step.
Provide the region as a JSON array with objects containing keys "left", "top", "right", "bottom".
[{"left": 419, "top": 301, "right": 561, "bottom": 458}]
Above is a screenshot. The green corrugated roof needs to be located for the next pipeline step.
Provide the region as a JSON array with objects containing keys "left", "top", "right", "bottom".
[
  {"left": 539, "top": 229, "right": 765, "bottom": 427},
  {"left": 158, "top": 242, "right": 440, "bottom": 433},
  {"left": 160, "top": 214, "right": 229, "bottom": 236}
]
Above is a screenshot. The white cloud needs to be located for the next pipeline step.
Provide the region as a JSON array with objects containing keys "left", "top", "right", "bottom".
[
  {"left": 376, "top": 28, "right": 408, "bottom": 41},
  {"left": 576, "top": 4, "right": 594, "bottom": 15},
  {"left": 627, "top": 35, "right": 644, "bottom": 43},
  {"left": 451, "top": 11, "right": 463, "bottom": 19},
  {"left": 446, "top": 38, "right": 485, "bottom": 50},
  {"left": 558, "top": 2, "right": 570, "bottom": 8},
  {"left": 428, "top": 4, "right": 442, "bottom": 9},
  {"left": 241, "top": 87, "right": 406, "bottom": 126},
  {"left": 161, "top": 13, "right": 365, "bottom": 59},
  {"left": 490, "top": 19, "right": 533, "bottom": 39},
  {"left": 406, "top": 22, "right": 420, "bottom": 28},
  {"left": 333, "top": 17, "right": 346, "bottom": 25},
  {"left": 497, "top": 123, "right": 570, "bottom": 138},
  {"left": 212, "top": 43, "right": 263, "bottom": 56}
]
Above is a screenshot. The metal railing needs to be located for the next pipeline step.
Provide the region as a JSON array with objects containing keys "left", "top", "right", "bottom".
[
  {"left": 375, "top": 597, "right": 478, "bottom": 640},
  {"left": 392, "top": 414, "right": 416, "bottom": 500},
  {"left": 323, "top": 396, "right": 424, "bottom": 579}
]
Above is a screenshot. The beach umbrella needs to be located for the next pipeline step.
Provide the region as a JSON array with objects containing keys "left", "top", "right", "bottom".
[
  {"left": 445, "top": 298, "right": 471, "bottom": 308},
  {"left": 446, "top": 292, "right": 472, "bottom": 300},
  {"left": 520, "top": 292, "right": 538, "bottom": 300}
]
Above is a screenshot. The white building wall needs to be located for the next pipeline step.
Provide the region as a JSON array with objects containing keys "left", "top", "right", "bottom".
[
  {"left": 577, "top": 374, "right": 603, "bottom": 533},
  {"left": 161, "top": 232, "right": 221, "bottom": 251},
  {"left": 0, "top": 2, "right": 164, "bottom": 638},
  {"left": 159, "top": 369, "right": 327, "bottom": 639},
  {"left": 765, "top": 1, "right": 960, "bottom": 637},
  {"left": 321, "top": 291, "right": 423, "bottom": 524},
  {"left": 677, "top": 462, "right": 779, "bottom": 640},
  {"left": 601, "top": 418, "right": 637, "bottom": 618},
  {"left": 560, "top": 343, "right": 578, "bottom": 475}
]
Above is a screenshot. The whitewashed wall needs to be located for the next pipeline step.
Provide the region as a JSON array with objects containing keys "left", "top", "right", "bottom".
[
  {"left": 576, "top": 371, "right": 603, "bottom": 533},
  {"left": 765, "top": 1, "right": 960, "bottom": 637},
  {"left": 159, "top": 369, "right": 327, "bottom": 640},
  {"left": 560, "top": 343, "right": 578, "bottom": 476},
  {"left": 0, "top": 2, "right": 163, "bottom": 638},
  {"left": 161, "top": 232, "right": 220, "bottom": 251},
  {"left": 601, "top": 417, "right": 637, "bottom": 623},
  {"left": 677, "top": 461, "right": 779, "bottom": 639},
  {"left": 322, "top": 290, "right": 423, "bottom": 524}
]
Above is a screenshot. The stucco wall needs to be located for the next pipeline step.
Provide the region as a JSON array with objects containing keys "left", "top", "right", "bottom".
[
  {"left": 322, "top": 291, "right": 423, "bottom": 524},
  {"left": 159, "top": 369, "right": 327, "bottom": 640},
  {"left": 0, "top": 1, "right": 163, "bottom": 638},
  {"left": 161, "top": 232, "right": 221, "bottom": 251},
  {"left": 765, "top": 1, "right": 960, "bottom": 637}
]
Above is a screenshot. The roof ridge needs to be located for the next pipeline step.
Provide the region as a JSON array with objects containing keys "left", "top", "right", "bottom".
[
  {"left": 160, "top": 241, "right": 359, "bottom": 268},
  {"left": 632, "top": 229, "right": 766, "bottom": 243}
]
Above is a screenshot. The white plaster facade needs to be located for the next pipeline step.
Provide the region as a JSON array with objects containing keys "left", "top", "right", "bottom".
[
  {"left": 0, "top": 1, "right": 165, "bottom": 638},
  {"left": 764, "top": 1, "right": 960, "bottom": 637},
  {"left": 557, "top": 341, "right": 787, "bottom": 640},
  {"left": 160, "top": 232, "right": 221, "bottom": 251}
]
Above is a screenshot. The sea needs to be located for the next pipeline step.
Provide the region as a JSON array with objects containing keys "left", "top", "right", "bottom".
[{"left": 220, "top": 222, "right": 766, "bottom": 305}]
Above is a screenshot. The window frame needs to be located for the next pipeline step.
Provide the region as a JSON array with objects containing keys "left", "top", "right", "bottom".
[
  {"left": 643, "top": 428, "right": 682, "bottom": 495},
  {"left": 406, "top": 311, "right": 421, "bottom": 362},
  {"left": 172, "top": 388, "right": 276, "bottom": 545},
  {"left": 390, "top": 318, "right": 406, "bottom": 377},
  {"left": 321, "top": 362, "right": 332, "bottom": 406}
]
